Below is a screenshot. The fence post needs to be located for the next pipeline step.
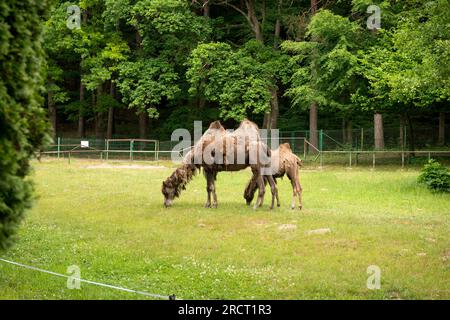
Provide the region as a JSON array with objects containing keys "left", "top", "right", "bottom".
[
  {"left": 349, "top": 151, "right": 352, "bottom": 168},
  {"left": 156, "top": 140, "right": 160, "bottom": 162},
  {"left": 402, "top": 151, "right": 405, "bottom": 168},
  {"left": 303, "top": 139, "right": 307, "bottom": 160},
  {"left": 106, "top": 139, "right": 109, "bottom": 161},
  {"left": 130, "top": 140, "right": 134, "bottom": 161},
  {"left": 57, "top": 137, "right": 61, "bottom": 159},
  {"left": 372, "top": 152, "right": 376, "bottom": 169}
]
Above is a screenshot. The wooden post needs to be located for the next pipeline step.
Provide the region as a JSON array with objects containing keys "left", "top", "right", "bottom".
[
  {"left": 402, "top": 151, "right": 405, "bottom": 168},
  {"left": 372, "top": 152, "right": 376, "bottom": 169},
  {"left": 106, "top": 139, "right": 109, "bottom": 161},
  {"left": 57, "top": 137, "right": 61, "bottom": 159},
  {"left": 130, "top": 140, "right": 134, "bottom": 161}
]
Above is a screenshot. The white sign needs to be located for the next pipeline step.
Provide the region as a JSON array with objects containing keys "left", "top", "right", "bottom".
[{"left": 81, "top": 141, "right": 89, "bottom": 148}]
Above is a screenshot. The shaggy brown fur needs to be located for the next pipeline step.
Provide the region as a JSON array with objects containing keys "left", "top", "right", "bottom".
[
  {"left": 162, "top": 119, "right": 278, "bottom": 209},
  {"left": 244, "top": 143, "right": 303, "bottom": 209},
  {"left": 161, "top": 163, "right": 198, "bottom": 206}
]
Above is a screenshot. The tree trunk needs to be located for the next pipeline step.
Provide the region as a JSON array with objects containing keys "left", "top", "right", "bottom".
[
  {"left": 106, "top": 81, "right": 115, "bottom": 139},
  {"left": 274, "top": 18, "right": 281, "bottom": 48},
  {"left": 311, "top": 0, "right": 318, "bottom": 13},
  {"left": 399, "top": 114, "right": 406, "bottom": 149},
  {"left": 406, "top": 113, "right": 415, "bottom": 155},
  {"left": 263, "top": 112, "right": 271, "bottom": 129},
  {"left": 78, "top": 10, "right": 88, "bottom": 139},
  {"left": 269, "top": 88, "right": 279, "bottom": 129},
  {"left": 374, "top": 113, "right": 384, "bottom": 150},
  {"left": 308, "top": 0, "right": 319, "bottom": 152},
  {"left": 438, "top": 112, "right": 445, "bottom": 145},
  {"left": 138, "top": 112, "right": 147, "bottom": 139},
  {"left": 309, "top": 102, "right": 318, "bottom": 151},
  {"left": 203, "top": 0, "right": 210, "bottom": 17},
  {"left": 48, "top": 88, "right": 57, "bottom": 138},
  {"left": 94, "top": 86, "right": 104, "bottom": 139},
  {"left": 346, "top": 119, "right": 353, "bottom": 147},
  {"left": 342, "top": 118, "right": 346, "bottom": 144},
  {"left": 78, "top": 82, "right": 86, "bottom": 138},
  {"left": 246, "top": 0, "right": 263, "bottom": 43}
]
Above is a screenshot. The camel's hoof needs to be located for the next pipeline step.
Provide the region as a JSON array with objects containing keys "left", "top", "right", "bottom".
[
  {"left": 291, "top": 205, "right": 295, "bottom": 210},
  {"left": 204, "top": 203, "right": 211, "bottom": 208},
  {"left": 212, "top": 203, "right": 217, "bottom": 209},
  {"left": 277, "top": 203, "right": 280, "bottom": 207},
  {"left": 299, "top": 206, "right": 302, "bottom": 210}
]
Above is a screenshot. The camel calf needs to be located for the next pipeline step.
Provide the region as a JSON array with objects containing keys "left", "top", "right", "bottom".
[{"left": 244, "top": 143, "right": 303, "bottom": 209}]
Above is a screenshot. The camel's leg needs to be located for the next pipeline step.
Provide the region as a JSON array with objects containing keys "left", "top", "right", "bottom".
[
  {"left": 204, "top": 170, "right": 213, "bottom": 208},
  {"left": 211, "top": 171, "right": 218, "bottom": 208},
  {"left": 288, "top": 169, "right": 303, "bottom": 210},
  {"left": 274, "top": 178, "right": 280, "bottom": 207},
  {"left": 290, "top": 178, "right": 297, "bottom": 210},
  {"left": 265, "top": 176, "right": 278, "bottom": 210},
  {"left": 253, "top": 173, "right": 265, "bottom": 210},
  {"left": 296, "top": 177, "right": 303, "bottom": 210}
]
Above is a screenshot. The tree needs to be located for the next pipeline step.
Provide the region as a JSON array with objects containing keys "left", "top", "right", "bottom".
[
  {"left": 0, "top": 0, "right": 50, "bottom": 249},
  {"left": 114, "top": 0, "right": 211, "bottom": 138},
  {"left": 282, "top": 10, "right": 364, "bottom": 148},
  {"left": 355, "top": 0, "right": 450, "bottom": 150},
  {"left": 186, "top": 40, "right": 288, "bottom": 122}
]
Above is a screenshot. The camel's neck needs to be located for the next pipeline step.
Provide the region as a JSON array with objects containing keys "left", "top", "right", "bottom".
[{"left": 169, "top": 163, "right": 197, "bottom": 198}]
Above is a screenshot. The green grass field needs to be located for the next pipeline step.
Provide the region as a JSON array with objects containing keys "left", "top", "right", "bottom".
[{"left": 0, "top": 159, "right": 449, "bottom": 299}]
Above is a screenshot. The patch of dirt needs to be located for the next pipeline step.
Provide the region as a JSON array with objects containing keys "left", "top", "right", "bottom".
[
  {"left": 278, "top": 224, "right": 297, "bottom": 231},
  {"left": 306, "top": 228, "right": 331, "bottom": 235},
  {"left": 85, "top": 164, "right": 166, "bottom": 170}
]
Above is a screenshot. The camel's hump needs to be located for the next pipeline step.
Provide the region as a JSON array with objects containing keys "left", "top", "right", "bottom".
[
  {"left": 208, "top": 120, "right": 225, "bottom": 130},
  {"left": 279, "top": 143, "right": 292, "bottom": 151},
  {"left": 238, "top": 119, "right": 259, "bottom": 130}
]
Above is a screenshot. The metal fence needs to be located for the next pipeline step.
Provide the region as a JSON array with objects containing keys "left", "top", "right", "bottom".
[{"left": 40, "top": 125, "right": 450, "bottom": 167}]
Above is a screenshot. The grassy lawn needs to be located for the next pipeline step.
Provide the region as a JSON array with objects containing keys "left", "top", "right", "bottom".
[{"left": 0, "top": 158, "right": 449, "bottom": 299}]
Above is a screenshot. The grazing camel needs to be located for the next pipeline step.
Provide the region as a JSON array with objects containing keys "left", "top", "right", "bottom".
[
  {"left": 162, "top": 120, "right": 278, "bottom": 209},
  {"left": 244, "top": 143, "right": 303, "bottom": 209}
]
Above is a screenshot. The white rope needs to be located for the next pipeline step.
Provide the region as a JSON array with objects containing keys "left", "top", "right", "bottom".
[{"left": 0, "top": 258, "right": 175, "bottom": 300}]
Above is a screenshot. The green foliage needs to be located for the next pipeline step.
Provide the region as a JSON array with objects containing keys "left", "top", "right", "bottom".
[
  {"left": 282, "top": 10, "right": 364, "bottom": 115},
  {"left": 0, "top": 0, "right": 50, "bottom": 250},
  {"left": 353, "top": 0, "right": 450, "bottom": 113},
  {"left": 187, "top": 40, "right": 288, "bottom": 120},
  {"left": 418, "top": 159, "right": 450, "bottom": 193},
  {"left": 40, "top": 0, "right": 450, "bottom": 138},
  {"left": 116, "top": 59, "right": 180, "bottom": 117}
]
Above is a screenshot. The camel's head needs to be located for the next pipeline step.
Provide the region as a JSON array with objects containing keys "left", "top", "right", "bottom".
[{"left": 161, "top": 179, "right": 175, "bottom": 207}]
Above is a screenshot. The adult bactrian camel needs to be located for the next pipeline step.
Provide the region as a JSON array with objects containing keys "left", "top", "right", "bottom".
[
  {"left": 244, "top": 142, "right": 303, "bottom": 209},
  {"left": 161, "top": 120, "right": 278, "bottom": 209}
]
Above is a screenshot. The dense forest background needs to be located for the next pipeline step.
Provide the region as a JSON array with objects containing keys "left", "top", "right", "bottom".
[{"left": 44, "top": 0, "right": 449, "bottom": 150}]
